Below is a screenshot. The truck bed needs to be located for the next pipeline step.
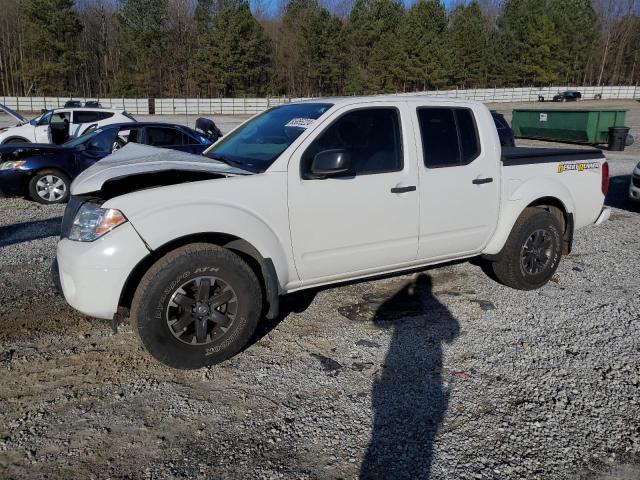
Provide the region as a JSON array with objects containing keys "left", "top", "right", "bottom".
[{"left": 501, "top": 146, "right": 605, "bottom": 166}]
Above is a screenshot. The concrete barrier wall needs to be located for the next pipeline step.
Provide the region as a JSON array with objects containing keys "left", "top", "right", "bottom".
[{"left": 1, "top": 85, "right": 638, "bottom": 115}]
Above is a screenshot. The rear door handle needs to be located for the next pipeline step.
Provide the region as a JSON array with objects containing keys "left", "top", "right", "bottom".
[
  {"left": 390, "top": 185, "right": 416, "bottom": 194},
  {"left": 472, "top": 177, "right": 493, "bottom": 185}
]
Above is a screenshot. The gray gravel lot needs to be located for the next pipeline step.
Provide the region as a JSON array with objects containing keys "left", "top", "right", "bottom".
[{"left": 0, "top": 109, "right": 639, "bottom": 479}]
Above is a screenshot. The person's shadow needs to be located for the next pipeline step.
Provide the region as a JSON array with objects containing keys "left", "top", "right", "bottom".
[{"left": 359, "top": 273, "right": 460, "bottom": 479}]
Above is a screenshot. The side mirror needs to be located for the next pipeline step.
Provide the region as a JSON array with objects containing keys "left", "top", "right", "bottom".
[{"left": 310, "top": 149, "right": 351, "bottom": 178}]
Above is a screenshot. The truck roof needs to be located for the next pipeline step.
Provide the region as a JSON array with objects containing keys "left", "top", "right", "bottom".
[{"left": 293, "top": 95, "right": 485, "bottom": 108}]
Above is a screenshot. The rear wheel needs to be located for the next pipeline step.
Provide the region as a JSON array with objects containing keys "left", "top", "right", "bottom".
[
  {"left": 4, "top": 138, "right": 29, "bottom": 144},
  {"left": 131, "top": 243, "right": 262, "bottom": 369},
  {"left": 28, "top": 169, "right": 70, "bottom": 204},
  {"left": 491, "top": 208, "right": 563, "bottom": 290}
]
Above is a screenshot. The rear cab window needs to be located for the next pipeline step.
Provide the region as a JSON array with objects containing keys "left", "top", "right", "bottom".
[{"left": 417, "top": 107, "right": 480, "bottom": 168}]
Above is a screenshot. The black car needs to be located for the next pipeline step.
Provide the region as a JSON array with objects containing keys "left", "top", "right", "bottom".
[
  {"left": 491, "top": 112, "right": 515, "bottom": 147},
  {"left": 84, "top": 101, "right": 102, "bottom": 108},
  {"left": 0, "top": 121, "right": 219, "bottom": 204},
  {"left": 553, "top": 91, "right": 581, "bottom": 102},
  {"left": 63, "top": 100, "right": 83, "bottom": 108}
]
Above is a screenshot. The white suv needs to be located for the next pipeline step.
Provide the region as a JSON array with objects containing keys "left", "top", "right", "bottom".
[{"left": 0, "top": 104, "right": 135, "bottom": 145}]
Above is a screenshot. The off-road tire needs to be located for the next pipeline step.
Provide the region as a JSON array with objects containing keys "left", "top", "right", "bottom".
[
  {"left": 131, "top": 243, "right": 262, "bottom": 369},
  {"left": 28, "top": 169, "right": 70, "bottom": 204},
  {"left": 491, "top": 208, "right": 563, "bottom": 290}
]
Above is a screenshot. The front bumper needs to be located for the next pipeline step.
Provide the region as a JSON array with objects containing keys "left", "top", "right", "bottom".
[
  {"left": 0, "top": 169, "right": 29, "bottom": 197},
  {"left": 55, "top": 222, "right": 149, "bottom": 320}
]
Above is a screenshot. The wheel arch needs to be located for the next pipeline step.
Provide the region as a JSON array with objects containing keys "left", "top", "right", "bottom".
[
  {"left": 118, "top": 232, "right": 280, "bottom": 320},
  {"left": 527, "top": 196, "right": 574, "bottom": 254},
  {"left": 33, "top": 165, "right": 74, "bottom": 179},
  {"left": 483, "top": 188, "right": 575, "bottom": 257},
  {"left": 2, "top": 136, "right": 31, "bottom": 144}
]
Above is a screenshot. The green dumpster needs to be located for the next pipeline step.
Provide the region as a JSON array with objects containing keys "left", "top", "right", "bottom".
[{"left": 511, "top": 109, "right": 627, "bottom": 145}]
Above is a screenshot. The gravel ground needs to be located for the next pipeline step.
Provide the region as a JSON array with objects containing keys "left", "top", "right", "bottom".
[{"left": 0, "top": 108, "right": 639, "bottom": 479}]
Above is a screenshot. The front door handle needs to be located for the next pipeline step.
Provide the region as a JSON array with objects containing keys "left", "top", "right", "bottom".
[
  {"left": 391, "top": 185, "right": 416, "bottom": 194},
  {"left": 472, "top": 177, "right": 493, "bottom": 185}
]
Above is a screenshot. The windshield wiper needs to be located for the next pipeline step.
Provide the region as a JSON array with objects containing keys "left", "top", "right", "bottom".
[
  {"left": 209, "top": 154, "right": 241, "bottom": 167},
  {"left": 208, "top": 155, "right": 257, "bottom": 173}
]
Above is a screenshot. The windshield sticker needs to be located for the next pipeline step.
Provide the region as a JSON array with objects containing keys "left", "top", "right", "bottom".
[
  {"left": 285, "top": 118, "right": 316, "bottom": 129},
  {"left": 557, "top": 162, "right": 600, "bottom": 173}
]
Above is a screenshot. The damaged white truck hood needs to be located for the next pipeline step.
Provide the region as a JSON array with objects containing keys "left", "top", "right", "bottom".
[{"left": 71, "top": 143, "right": 251, "bottom": 195}]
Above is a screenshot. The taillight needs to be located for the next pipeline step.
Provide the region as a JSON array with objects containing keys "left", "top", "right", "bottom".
[{"left": 601, "top": 161, "right": 609, "bottom": 196}]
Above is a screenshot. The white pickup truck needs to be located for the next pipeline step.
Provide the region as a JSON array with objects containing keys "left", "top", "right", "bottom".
[{"left": 54, "top": 96, "right": 610, "bottom": 369}]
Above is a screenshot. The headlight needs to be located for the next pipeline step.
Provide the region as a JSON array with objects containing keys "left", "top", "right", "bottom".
[
  {"left": 69, "top": 203, "right": 128, "bottom": 242},
  {"left": 0, "top": 160, "right": 26, "bottom": 170}
]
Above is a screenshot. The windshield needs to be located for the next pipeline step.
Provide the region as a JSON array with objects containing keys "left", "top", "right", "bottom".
[
  {"left": 205, "top": 103, "right": 333, "bottom": 172},
  {"left": 34, "top": 111, "right": 53, "bottom": 126}
]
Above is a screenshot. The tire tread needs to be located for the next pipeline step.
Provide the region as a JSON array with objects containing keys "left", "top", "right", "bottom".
[
  {"left": 491, "top": 208, "right": 562, "bottom": 290},
  {"left": 130, "top": 243, "right": 262, "bottom": 369}
]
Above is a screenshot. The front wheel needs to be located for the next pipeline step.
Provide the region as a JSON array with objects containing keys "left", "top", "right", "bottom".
[
  {"left": 28, "top": 169, "right": 70, "bottom": 204},
  {"left": 131, "top": 243, "right": 263, "bottom": 369},
  {"left": 490, "top": 208, "right": 563, "bottom": 290}
]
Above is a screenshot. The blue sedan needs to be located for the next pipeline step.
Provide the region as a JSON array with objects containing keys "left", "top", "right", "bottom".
[{"left": 0, "top": 121, "right": 219, "bottom": 204}]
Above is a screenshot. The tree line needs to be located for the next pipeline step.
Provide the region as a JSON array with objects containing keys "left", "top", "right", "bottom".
[{"left": 0, "top": 0, "right": 639, "bottom": 99}]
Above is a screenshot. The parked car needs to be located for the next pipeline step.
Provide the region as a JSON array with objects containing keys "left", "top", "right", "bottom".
[
  {"left": 491, "top": 111, "right": 515, "bottom": 147},
  {"left": 54, "top": 96, "right": 610, "bottom": 369},
  {"left": 84, "top": 101, "right": 102, "bottom": 108},
  {"left": 630, "top": 161, "right": 640, "bottom": 203},
  {"left": 64, "top": 100, "right": 83, "bottom": 108},
  {"left": 553, "top": 91, "right": 582, "bottom": 102},
  {"left": 0, "top": 121, "right": 217, "bottom": 204},
  {"left": 0, "top": 104, "right": 136, "bottom": 145}
]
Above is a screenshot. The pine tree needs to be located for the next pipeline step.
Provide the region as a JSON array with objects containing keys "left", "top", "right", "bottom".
[
  {"left": 345, "top": 0, "right": 405, "bottom": 94},
  {"left": 114, "top": 0, "right": 169, "bottom": 96},
  {"left": 281, "top": 0, "right": 346, "bottom": 96},
  {"left": 547, "top": 0, "right": 599, "bottom": 84},
  {"left": 400, "top": 0, "right": 450, "bottom": 91},
  {"left": 206, "top": 0, "right": 273, "bottom": 96},
  {"left": 448, "top": 1, "right": 492, "bottom": 88},
  {"left": 344, "top": 0, "right": 370, "bottom": 93},
  {"left": 497, "top": 0, "right": 561, "bottom": 86},
  {"left": 21, "top": 0, "right": 83, "bottom": 95}
]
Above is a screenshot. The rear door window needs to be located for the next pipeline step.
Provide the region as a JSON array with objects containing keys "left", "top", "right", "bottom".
[
  {"left": 95, "top": 112, "right": 114, "bottom": 121},
  {"left": 417, "top": 107, "right": 480, "bottom": 168},
  {"left": 73, "top": 111, "right": 101, "bottom": 124},
  {"left": 144, "top": 127, "right": 187, "bottom": 146}
]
